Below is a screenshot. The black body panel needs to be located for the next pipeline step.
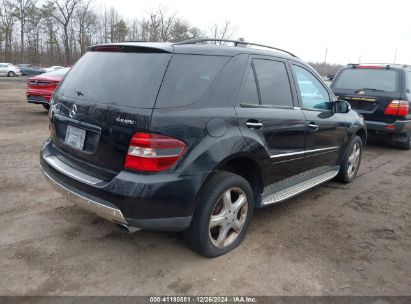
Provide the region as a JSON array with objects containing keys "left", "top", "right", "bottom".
[{"left": 40, "top": 42, "right": 366, "bottom": 231}]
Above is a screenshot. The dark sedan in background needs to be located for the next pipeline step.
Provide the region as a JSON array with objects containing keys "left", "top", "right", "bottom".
[{"left": 19, "top": 64, "right": 46, "bottom": 76}]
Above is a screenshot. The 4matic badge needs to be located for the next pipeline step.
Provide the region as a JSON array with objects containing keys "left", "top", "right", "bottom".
[{"left": 115, "top": 117, "right": 136, "bottom": 125}]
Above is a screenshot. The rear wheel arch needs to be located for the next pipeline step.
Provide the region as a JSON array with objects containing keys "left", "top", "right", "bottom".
[
  {"left": 194, "top": 154, "right": 264, "bottom": 210},
  {"left": 213, "top": 155, "right": 264, "bottom": 206}
]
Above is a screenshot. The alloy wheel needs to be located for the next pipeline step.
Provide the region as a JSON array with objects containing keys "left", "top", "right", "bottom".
[
  {"left": 209, "top": 187, "right": 248, "bottom": 248},
  {"left": 347, "top": 142, "right": 361, "bottom": 178}
]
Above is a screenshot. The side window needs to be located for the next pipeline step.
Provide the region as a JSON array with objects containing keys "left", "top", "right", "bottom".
[
  {"left": 292, "top": 65, "right": 331, "bottom": 110},
  {"left": 239, "top": 67, "right": 259, "bottom": 104},
  {"left": 253, "top": 59, "right": 294, "bottom": 107},
  {"left": 156, "top": 54, "right": 230, "bottom": 108}
]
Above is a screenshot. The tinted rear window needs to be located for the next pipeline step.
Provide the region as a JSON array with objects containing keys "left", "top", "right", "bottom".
[
  {"left": 155, "top": 54, "right": 230, "bottom": 108},
  {"left": 253, "top": 59, "right": 293, "bottom": 107},
  {"left": 57, "top": 51, "right": 171, "bottom": 108},
  {"left": 333, "top": 69, "right": 399, "bottom": 92}
]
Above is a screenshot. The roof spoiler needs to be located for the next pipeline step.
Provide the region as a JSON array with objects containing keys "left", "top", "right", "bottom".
[{"left": 88, "top": 43, "right": 173, "bottom": 53}]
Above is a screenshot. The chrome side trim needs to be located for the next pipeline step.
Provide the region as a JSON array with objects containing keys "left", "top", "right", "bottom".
[
  {"left": 270, "top": 146, "right": 339, "bottom": 159},
  {"left": 246, "top": 122, "right": 264, "bottom": 127},
  {"left": 44, "top": 155, "right": 102, "bottom": 185},
  {"left": 41, "top": 166, "right": 127, "bottom": 225},
  {"left": 262, "top": 168, "right": 339, "bottom": 206}
]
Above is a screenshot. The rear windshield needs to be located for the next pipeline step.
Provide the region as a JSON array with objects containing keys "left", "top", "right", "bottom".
[
  {"left": 333, "top": 68, "right": 400, "bottom": 92},
  {"left": 155, "top": 54, "right": 230, "bottom": 108},
  {"left": 56, "top": 51, "right": 171, "bottom": 108}
]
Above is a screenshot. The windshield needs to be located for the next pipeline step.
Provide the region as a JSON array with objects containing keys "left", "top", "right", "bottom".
[
  {"left": 56, "top": 51, "right": 171, "bottom": 108},
  {"left": 332, "top": 68, "right": 399, "bottom": 92}
]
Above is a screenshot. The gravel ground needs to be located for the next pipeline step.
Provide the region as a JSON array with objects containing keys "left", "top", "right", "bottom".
[{"left": 0, "top": 77, "right": 410, "bottom": 296}]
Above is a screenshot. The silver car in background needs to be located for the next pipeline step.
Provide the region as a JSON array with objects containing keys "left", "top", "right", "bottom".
[{"left": 0, "top": 63, "right": 21, "bottom": 77}]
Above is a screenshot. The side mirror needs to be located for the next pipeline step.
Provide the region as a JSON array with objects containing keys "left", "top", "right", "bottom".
[{"left": 336, "top": 100, "right": 351, "bottom": 113}]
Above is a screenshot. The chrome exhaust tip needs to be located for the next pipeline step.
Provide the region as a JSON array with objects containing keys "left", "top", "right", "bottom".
[{"left": 116, "top": 223, "right": 142, "bottom": 233}]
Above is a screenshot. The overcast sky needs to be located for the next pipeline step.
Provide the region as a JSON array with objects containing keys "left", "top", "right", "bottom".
[{"left": 99, "top": 0, "right": 411, "bottom": 65}]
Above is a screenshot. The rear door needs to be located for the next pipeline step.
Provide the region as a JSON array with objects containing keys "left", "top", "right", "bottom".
[
  {"left": 49, "top": 46, "right": 172, "bottom": 178},
  {"left": 236, "top": 56, "right": 306, "bottom": 183},
  {"left": 290, "top": 63, "right": 347, "bottom": 171},
  {"left": 331, "top": 67, "right": 402, "bottom": 124}
]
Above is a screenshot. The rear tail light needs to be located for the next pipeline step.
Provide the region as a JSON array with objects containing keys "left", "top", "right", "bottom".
[
  {"left": 384, "top": 100, "right": 409, "bottom": 116},
  {"left": 124, "top": 132, "right": 187, "bottom": 172}
]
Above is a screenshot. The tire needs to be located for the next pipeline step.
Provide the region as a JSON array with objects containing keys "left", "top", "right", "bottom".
[
  {"left": 184, "top": 171, "right": 254, "bottom": 258},
  {"left": 7, "top": 71, "right": 15, "bottom": 77},
  {"left": 336, "top": 135, "right": 363, "bottom": 183},
  {"left": 396, "top": 134, "right": 410, "bottom": 150},
  {"left": 42, "top": 104, "right": 50, "bottom": 111}
]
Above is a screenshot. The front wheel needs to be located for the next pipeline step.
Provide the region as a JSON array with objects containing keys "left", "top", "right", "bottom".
[
  {"left": 7, "top": 71, "right": 15, "bottom": 77},
  {"left": 336, "top": 135, "right": 363, "bottom": 183},
  {"left": 184, "top": 171, "right": 254, "bottom": 258}
]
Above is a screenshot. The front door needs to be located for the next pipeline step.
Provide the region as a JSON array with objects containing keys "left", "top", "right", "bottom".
[
  {"left": 236, "top": 57, "right": 306, "bottom": 184},
  {"left": 290, "top": 63, "right": 347, "bottom": 171}
]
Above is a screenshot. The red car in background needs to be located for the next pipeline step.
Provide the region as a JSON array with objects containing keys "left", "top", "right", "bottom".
[{"left": 26, "top": 67, "right": 69, "bottom": 110}]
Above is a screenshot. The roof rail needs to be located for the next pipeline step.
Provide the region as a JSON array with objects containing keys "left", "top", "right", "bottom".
[
  {"left": 174, "top": 38, "right": 299, "bottom": 58},
  {"left": 351, "top": 63, "right": 410, "bottom": 68},
  {"left": 348, "top": 62, "right": 394, "bottom": 65}
]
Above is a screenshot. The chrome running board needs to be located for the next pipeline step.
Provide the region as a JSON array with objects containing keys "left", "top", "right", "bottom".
[{"left": 262, "top": 168, "right": 339, "bottom": 206}]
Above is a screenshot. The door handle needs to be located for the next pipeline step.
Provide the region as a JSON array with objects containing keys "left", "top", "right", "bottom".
[
  {"left": 246, "top": 121, "right": 263, "bottom": 129},
  {"left": 308, "top": 122, "right": 320, "bottom": 131}
]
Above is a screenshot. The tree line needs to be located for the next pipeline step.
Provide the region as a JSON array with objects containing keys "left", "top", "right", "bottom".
[
  {"left": 309, "top": 62, "right": 343, "bottom": 79},
  {"left": 0, "top": 0, "right": 237, "bottom": 66}
]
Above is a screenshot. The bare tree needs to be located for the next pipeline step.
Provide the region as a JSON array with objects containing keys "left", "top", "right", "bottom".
[
  {"left": 158, "top": 7, "right": 176, "bottom": 42},
  {"left": 25, "top": 3, "right": 41, "bottom": 63},
  {"left": 50, "top": 0, "right": 81, "bottom": 65},
  {"left": 14, "top": 0, "right": 36, "bottom": 62},
  {"left": 40, "top": 1, "right": 60, "bottom": 62},
  {"left": 127, "top": 19, "right": 140, "bottom": 41},
  {"left": 209, "top": 20, "right": 237, "bottom": 41},
  {"left": 141, "top": 10, "right": 160, "bottom": 42},
  {"left": 0, "top": 0, "right": 17, "bottom": 61},
  {"left": 75, "top": 0, "right": 95, "bottom": 55}
]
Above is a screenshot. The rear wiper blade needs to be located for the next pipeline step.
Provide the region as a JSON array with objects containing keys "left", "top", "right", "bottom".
[{"left": 357, "top": 88, "right": 386, "bottom": 92}]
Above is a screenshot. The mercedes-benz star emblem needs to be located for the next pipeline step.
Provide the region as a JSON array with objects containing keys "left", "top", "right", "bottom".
[{"left": 69, "top": 104, "right": 78, "bottom": 118}]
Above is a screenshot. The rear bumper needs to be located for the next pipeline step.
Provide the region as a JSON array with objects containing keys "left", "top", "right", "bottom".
[
  {"left": 27, "top": 91, "right": 51, "bottom": 105},
  {"left": 365, "top": 119, "right": 411, "bottom": 134},
  {"left": 42, "top": 168, "right": 128, "bottom": 225},
  {"left": 40, "top": 139, "right": 208, "bottom": 231}
]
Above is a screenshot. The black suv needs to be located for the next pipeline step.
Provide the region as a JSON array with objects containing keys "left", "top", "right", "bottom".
[
  {"left": 40, "top": 39, "right": 366, "bottom": 257},
  {"left": 331, "top": 64, "right": 411, "bottom": 149}
]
